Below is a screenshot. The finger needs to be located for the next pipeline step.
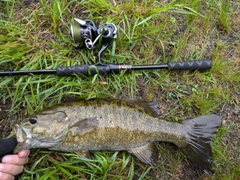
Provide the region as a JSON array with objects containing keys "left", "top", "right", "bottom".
[
  {"left": 18, "top": 150, "right": 30, "bottom": 158},
  {"left": 0, "top": 172, "right": 15, "bottom": 180},
  {"left": 0, "top": 163, "right": 23, "bottom": 176},
  {"left": 1, "top": 155, "right": 29, "bottom": 165}
]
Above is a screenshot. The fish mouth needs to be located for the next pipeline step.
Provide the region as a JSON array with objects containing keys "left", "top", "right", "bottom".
[
  {"left": 13, "top": 124, "right": 28, "bottom": 143},
  {"left": 13, "top": 124, "right": 31, "bottom": 153}
]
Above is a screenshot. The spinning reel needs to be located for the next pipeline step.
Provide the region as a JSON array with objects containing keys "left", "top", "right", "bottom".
[{"left": 70, "top": 18, "right": 117, "bottom": 64}]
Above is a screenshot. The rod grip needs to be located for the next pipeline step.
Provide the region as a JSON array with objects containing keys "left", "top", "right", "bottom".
[
  {"left": 56, "top": 64, "right": 120, "bottom": 76},
  {"left": 168, "top": 59, "right": 212, "bottom": 70}
]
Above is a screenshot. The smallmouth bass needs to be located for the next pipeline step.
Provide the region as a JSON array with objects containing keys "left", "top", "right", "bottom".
[{"left": 13, "top": 99, "right": 222, "bottom": 174}]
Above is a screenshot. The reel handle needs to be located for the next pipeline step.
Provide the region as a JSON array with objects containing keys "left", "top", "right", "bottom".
[{"left": 167, "top": 59, "right": 212, "bottom": 70}]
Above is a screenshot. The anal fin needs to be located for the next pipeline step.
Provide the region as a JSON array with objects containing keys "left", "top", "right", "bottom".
[
  {"left": 128, "top": 143, "right": 159, "bottom": 165},
  {"left": 75, "top": 150, "right": 91, "bottom": 159}
]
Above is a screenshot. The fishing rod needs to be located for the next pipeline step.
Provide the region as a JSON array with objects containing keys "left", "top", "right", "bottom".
[
  {"left": 0, "top": 60, "right": 212, "bottom": 76},
  {"left": 0, "top": 18, "right": 212, "bottom": 77}
]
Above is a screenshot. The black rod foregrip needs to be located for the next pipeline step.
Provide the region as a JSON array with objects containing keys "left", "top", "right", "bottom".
[
  {"left": 56, "top": 64, "right": 121, "bottom": 76},
  {"left": 167, "top": 59, "right": 212, "bottom": 70}
]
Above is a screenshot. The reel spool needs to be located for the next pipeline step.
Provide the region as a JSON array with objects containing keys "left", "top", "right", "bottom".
[
  {"left": 70, "top": 18, "right": 117, "bottom": 50},
  {"left": 70, "top": 19, "right": 99, "bottom": 49}
]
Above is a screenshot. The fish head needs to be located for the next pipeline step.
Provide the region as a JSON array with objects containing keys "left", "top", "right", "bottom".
[{"left": 13, "top": 111, "right": 70, "bottom": 153}]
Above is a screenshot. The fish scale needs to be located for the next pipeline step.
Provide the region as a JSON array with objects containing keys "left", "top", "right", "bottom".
[{"left": 13, "top": 99, "right": 222, "bottom": 174}]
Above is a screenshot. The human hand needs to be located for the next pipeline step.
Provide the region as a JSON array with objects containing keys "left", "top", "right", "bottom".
[
  {"left": 0, "top": 149, "right": 30, "bottom": 180},
  {"left": 0, "top": 137, "right": 30, "bottom": 180}
]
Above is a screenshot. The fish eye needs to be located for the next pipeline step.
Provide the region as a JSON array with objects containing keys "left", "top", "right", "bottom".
[{"left": 29, "top": 118, "right": 37, "bottom": 124}]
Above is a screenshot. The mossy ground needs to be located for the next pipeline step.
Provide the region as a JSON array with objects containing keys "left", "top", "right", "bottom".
[{"left": 0, "top": 0, "right": 239, "bottom": 179}]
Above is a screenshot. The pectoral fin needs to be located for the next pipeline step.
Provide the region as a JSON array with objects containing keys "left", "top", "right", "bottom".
[
  {"left": 75, "top": 150, "right": 91, "bottom": 159},
  {"left": 70, "top": 117, "right": 98, "bottom": 136},
  {"left": 128, "top": 143, "right": 159, "bottom": 165}
]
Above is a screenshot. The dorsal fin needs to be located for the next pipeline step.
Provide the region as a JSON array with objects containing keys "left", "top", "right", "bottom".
[{"left": 124, "top": 99, "right": 161, "bottom": 117}]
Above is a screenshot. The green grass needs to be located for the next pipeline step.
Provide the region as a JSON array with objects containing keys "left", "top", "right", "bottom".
[{"left": 0, "top": 0, "right": 239, "bottom": 179}]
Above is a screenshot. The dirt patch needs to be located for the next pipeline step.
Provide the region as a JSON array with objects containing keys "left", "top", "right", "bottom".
[{"left": 0, "top": 100, "right": 17, "bottom": 138}]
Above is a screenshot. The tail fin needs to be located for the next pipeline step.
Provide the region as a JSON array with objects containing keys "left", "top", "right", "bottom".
[{"left": 181, "top": 114, "right": 222, "bottom": 174}]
